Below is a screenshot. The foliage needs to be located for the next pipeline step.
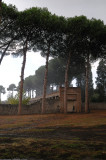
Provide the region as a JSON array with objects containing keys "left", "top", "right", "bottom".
[
  {"left": 7, "top": 84, "right": 17, "bottom": 97},
  {"left": 0, "top": 2, "right": 19, "bottom": 64},
  {"left": 76, "top": 64, "right": 94, "bottom": 102},
  {"left": 0, "top": 85, "right": 6, "bottom": 101},
  {"left": 7, "top": 92, "right": 30, "bottom": 105},
  {"left": 0, "top": 85, "right": 5, "bottom": 94},
  {"left": 7, "top": 93, "right": 18, "bottom": 104},
  {"left": 23, "top": 56, "right": 86, "bottom": 97},
  {"left": 91, "top": 93, "right": 100, "bottom": 102},
  {"left": 96, "top": 59, "right": 106, "bottom": 102},
  {"left": 0, "top": 2, "right": 106, "bottom": 109}
]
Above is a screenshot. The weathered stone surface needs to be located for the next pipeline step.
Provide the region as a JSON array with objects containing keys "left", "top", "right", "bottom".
[
  {"left": 59, "top": 87, "right": 81, "bottom": 113},
  {"left": 0, "top": 87, "right": 82, "bottom": 115}
]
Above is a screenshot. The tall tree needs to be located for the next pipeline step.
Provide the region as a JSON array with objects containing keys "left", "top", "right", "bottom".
[
  {"left": 0, "top": 85, "right": 5, "bottom": 101},
  {"left": 7, "top": 83, "right": 16, "bottom": 97},
  {"left": 56, "top": 16, "right": 88, "bottom": 113},
  {"left": 36, "top": 12, "right": 66, "bottom": 113},
  {"left": 48, "top": 58, "right": 65, "bottom": 87},
  {"left": 0, "top": 2, "right": 18, "bottom": 64},
  {"left": 12, "top": 7, "right": 44, "bottom": 114},
  {"left": 24, "top": 76, "right": 35, "bottom": 98},
  {"left": 16, "top": 7, "right": 55, "bottom": 114},
  {"left": 34, "top": 66, "right": 45, "bottom": 97},
  {"left": 96, "top": 59, "right": 106, "bottom": 102},
  {"left": 0, "top": 0, "right": 2, "bottom": 24},
  {"left": 76, "top": 64, "right": 93, "bottom": 103},
  {"left": 23, "top": 56, "right": 85, "bottom": 98},
  {"left": 70, "top": 17, "right": 106, "bottom": 112},
  {"left": 83, "top": 19, "right": 106, "bottom": 112},
  {"left": 88, "top": 65, "right": 94, "bottom": 102}
]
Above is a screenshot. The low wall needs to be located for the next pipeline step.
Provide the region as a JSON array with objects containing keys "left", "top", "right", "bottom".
[
  {"left": 0, "top": 98, "right": 60, "bottom": 115},
  {"left": 0, "top": 104, "right": 18, "bottom": 115},
  {"left": 0, "top": 102, "right": 105, "bottom": 115},
  {"left": 89, "top": 103, "right": 106, "bottom": 110},
  {"left": 45, "top": 98, "right": 60, "bottom": 113},
  {"left": 0, "top": 104, "right": 41, "bottom": 115},
  {"left": 82, "top": 103, "right": 106, "bottom": 110}
]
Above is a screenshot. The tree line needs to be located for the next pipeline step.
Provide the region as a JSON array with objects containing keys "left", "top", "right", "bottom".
[
  {"left": 23, "top": 57, "right": 91, "bottom": 99},
  {"left": 0, "top": 58, "right": 105, "bottom": 104},
  {"left": 0, "top": 2, "right": 106, "bottom": 114},
  {"left": 23, "top": 57, "right": 106, "bottom": 103}
]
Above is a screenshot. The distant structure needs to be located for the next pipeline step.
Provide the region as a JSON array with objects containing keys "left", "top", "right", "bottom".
[
  {"left": 30, "top": 87, "right": 81, "bottom": 113},
  {"left": 59, "top": 87, "right": 81, "bottom": 112},
  {"left": 1, "top": 87, "right": 106, "bottom": 115},
  {"left": 0, "top": 87, "right": 82, "bottom": 115}
]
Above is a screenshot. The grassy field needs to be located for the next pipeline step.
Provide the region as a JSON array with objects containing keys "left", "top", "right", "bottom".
[{"left": 0, "top": 110, "right": 106, "bottom": 159}]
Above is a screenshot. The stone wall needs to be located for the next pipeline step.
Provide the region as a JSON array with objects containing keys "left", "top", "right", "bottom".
[
  {"left": 0, "top": 98, "right": 60, "bottom": 115},
  {"left": 89, "top": 103, "right": 106, "bottom": 110},
  {"left": 0, "top": 104, "right": 18, "bottom": 115},
  {"left": 0, "top": 102, "right": 106, "bottom": 115},
  {"left": 59, "top": 87, "right": 81, "bottom": 112},
  {"left": 82, "top": 103, "right": 106, "bottom": 111},
  {"left": 0, "top": 104, "right": 41, "bottom": 115},
  {"left": 45, "top": 98, "right": 60, "bottom": 113}
]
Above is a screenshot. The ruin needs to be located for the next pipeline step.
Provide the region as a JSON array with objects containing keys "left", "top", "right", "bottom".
[
  {"left": 59, "top": 87, "right": 81, "bottom": 113},
  {"left": 0, "top": 87, "right": 81, "bottom": 115},
  {"left": 30, "top": 87, "right": 82, "bottom": 113}
]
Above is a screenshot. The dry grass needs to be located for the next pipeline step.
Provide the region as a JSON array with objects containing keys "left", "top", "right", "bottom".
[
  {"left": 0, "top": 110, "right": 106, "bottom": 130},
  {"left": 0, "top": 110, "right": 106, "bottom": 159}
]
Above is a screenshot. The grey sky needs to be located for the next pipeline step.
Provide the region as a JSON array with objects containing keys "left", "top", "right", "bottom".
[
  {"left": 1, "top": 0, "right": 105, "bottom": 100},
  {"left": 3, "top": 0, "right": 106, "bottom": 23}
]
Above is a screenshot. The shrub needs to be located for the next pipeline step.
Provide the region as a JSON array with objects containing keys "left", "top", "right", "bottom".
[
  {"left": 7, "top": 92, "right": 30, "bottom": 105},
  {"left": 91, "top": 93, "right": 100, "bottom": 102}
]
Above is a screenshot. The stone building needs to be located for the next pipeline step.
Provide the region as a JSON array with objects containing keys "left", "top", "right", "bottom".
[
  {"left": 30, "top": 87, "right": 81, "bottom": 113},
  {"left": 59, "top": 87, "right": 81, "bottom": 113},
  {"left": 0, "top": 87, "right": 81, "bottom": 115}
]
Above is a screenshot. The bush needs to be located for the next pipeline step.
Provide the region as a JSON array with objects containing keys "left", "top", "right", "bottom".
[
  {"left": 91, "top": 93, "right": 100, "bottom": 102},
  {"left": 7, "top": 93, "right": 30, "bottom": 105}
]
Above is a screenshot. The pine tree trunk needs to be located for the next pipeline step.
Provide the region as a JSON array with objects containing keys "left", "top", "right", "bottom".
[
  {"left": 0, "top": 41, "right": 12, "bottom": 65},
  {"left": 12, "top": 90, "right": 13, "bottom": 97},
  {"left": 41, "top": 45, "right": 50, "bottom": 114},
  {"left": 32, "top": 90, "right": 34, "bottom": 98},
  {"left": 64, "top": 52, "right": 71, "bottom": 113},
  {"left": 85, "top": 53, "right": 89, "bottom": 113},
  {"left": 0, "top": 93, "right": 1, "bottom": 102},
  {"left": 30, "top": 90, "right": 31, "bottom": 98},
  {"left": 18, "top": 41, "right": 27, "bottom": 115},
  {"left": 28, "top": 91, "right": 30, "bottom": 97},
  {"left": 0, "top": 0, "right": 2, "bottom": 24}
]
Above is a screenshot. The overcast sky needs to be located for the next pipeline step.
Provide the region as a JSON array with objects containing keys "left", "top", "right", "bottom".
[
  {"left": 3, "top": 0, "right": 106, "bottom": 23},
  {"left": 1, "top": 0, "right": 106, "bottom": 100}
]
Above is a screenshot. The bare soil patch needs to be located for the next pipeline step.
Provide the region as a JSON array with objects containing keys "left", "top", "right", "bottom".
[{"left": 0, "top": 110, "right": 106, "bottom": 159}]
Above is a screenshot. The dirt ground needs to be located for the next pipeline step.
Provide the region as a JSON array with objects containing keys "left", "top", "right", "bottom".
[{"left": 0, "top": 110, "right": 106, "bottom": 160}]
